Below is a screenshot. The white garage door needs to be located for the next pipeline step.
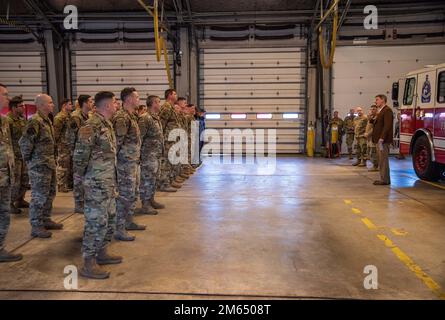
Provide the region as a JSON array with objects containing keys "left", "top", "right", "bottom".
[
  {"left": 71, "top": 49, "right": 173, "bottom": 101},
  {"left": 0, "top": 51, "right": 46, "bottom": 103},
  {"left": 200, "top": 47, "right": 306, "bottom": 154},
  {"left": 333, "top": 44, "right": 445, "bottom": 117}
]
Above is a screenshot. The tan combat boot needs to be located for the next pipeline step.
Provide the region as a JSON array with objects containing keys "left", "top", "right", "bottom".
[
  {"left": 79, "top": 256, "right": 110, "bottom": 279},
  {"left": 96, "top": 248, "right": 123, "bottom": 265}
]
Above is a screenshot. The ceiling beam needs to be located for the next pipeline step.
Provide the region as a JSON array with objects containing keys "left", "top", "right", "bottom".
[{"left": 22, "top": 0, "right": 64, "bottom": 46}]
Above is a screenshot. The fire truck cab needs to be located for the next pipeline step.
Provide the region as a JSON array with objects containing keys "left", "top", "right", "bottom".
[{"left": 392, "top": 63, "right": 445, "bottom": 181}]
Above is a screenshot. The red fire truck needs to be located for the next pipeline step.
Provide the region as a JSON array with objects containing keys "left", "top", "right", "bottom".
[{"left": 393, "top": 63, "right": 445, "bottom": 181}]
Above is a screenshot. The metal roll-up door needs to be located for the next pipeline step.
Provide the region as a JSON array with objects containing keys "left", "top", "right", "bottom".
[
  {"left": 71, "top": 49, "right": 173, "bottom": 101},
  {"left": 0, "top": 51, "right": 46, "bottom": 103},
  {"left": 200, "top": 47, "right": 306, "bottom": 154}
]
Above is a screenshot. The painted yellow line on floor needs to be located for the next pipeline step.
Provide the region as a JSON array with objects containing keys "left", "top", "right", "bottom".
[
  {"left": 377, "top": 234, "right": 445, "bottom": 300},
  {"left": 391, "top": 228, "right": 408, "bottom": 236},
  {"left": 344, "top": 200, "right": 352, "bottom": 205},
  {"left": 361, "top": 217, "right": 377, "bottom": 230},
  {"left": 351, "top": 208, "right": 362, "bottom": 215}
]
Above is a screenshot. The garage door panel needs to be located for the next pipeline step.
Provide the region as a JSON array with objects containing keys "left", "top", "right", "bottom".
[
  {"left": 75, "top": 69, "right": 168, "bottom": 77},
  {"left": 203, "top": 98, "right": 304, "bottom": 106},
  {"left": 202, "top": 75, "right": 304, "bottom": 84},
  {"left": 202, "top": 90, "right": 304, "bottom": 99},
  {"left": 72, "top": 49, "right": 172, "bottom": 100},
  {"left": 74, "top": 84, "right": 167, "bottom": 97},
  {"left": 0, "top": 51, "right": 46, "bottom": 104},
  {"left": 204, "top": 106, "right": 303, "bottom": 113},
  {"left": 206, "top": 120, "right": 302, "bottom": 129},
  {"left": 202, "top": 68, "right": 305, "bottom": 76},
  {"left": 73, "top": 76, "right": 170, "bottom": 86},
  {"left": 201, "top": 83, "right": 304, "bottom": 91},
  {"left": 200, "top": 47, "right": 306, "bottom": 154}
]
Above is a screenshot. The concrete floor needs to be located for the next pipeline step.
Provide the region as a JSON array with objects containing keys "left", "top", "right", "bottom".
[{"left": 0, "top": 156, "right": 444, "bottom": 300}]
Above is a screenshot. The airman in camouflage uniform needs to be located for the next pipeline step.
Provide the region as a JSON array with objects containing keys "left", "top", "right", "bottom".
[
  {"left": 54, "top": 99, "right": 74, "bottom": 192},
  {"left": 112, "top": 88, "right": 145, "bottom": 242},
  {"left": 19, "top": 94, "right": 63, "bottom": 238},
  {"left": 352, "top": 107, "right": 368, "bottom": 167},
  {"left": 158, "top": 89, "right": 181, "bottom": 192},
  {"left": 176, "top": 98, "right": 196, "bottom": 178},
  {"left": 67, "top": 95, "right": 93, "bottom": 213},
  {"left": 344, "top": 109, "right": 356, "bottom": 159},
  {"left": 0, "top": 84, "right": 23, "bottom": 262},
  {"left": 6, "top": 96, "right": 29, "bottom": 214},
  {"left": 74, "top": 91, "right": 121, "bottom": 280},
  {"left": 138, "top": 95, "right": 165, "bottom": 215},
  {"left": 173, "top": 103, "right": 190, "bottom": 184},
  {"left": 365, "top": 105, "right": 379, "bottom": 171}
]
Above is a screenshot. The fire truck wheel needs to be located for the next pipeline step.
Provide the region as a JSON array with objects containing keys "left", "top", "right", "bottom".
[{"left": 412, "top": 135, "right": 442, "bottom": 181}]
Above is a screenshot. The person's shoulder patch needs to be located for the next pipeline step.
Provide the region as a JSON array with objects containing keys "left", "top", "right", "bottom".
[
  {"left": 79, "top": 125, "right": 94, "bottom": 143},
  {"left": 114, "top": 117, "right": 128, "bottom": 136}
]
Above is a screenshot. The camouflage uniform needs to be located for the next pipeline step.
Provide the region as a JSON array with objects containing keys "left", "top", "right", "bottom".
[
  {"left": 138, "top": 111, "right": 164, "bottom": 203},
  {"left": 54, "top": 110, "right": 73, "bottom": 191},
  {"left": 365, "top": 115, "right": 378, "bottom": 168},
  {"left": 184, "top": 113, "right": 195, "bottom": 169},
  {"left": 67, "top": 109, "right": 89, "bottom": 211},
  {"left": 73, "top": 112, "right": 117, "bottom": 258},
  {"left": 159, "top": 102, "right": 181, "bottom": 188},
  {"left": 353, "top": 115, "right": 368, "bottom": 163},
  {"left": 19, "top": 111, "right": 57, "bottom": 228},
  {"left": 6, "top": 112, "right": 28, "bottom": 205},
  {"left": 112, "top": 109, "right": 141, "bottom": 231},
  {"left": 0, "top": 115, "right": 15, "bottom": 250},
  {"left": 344, "top": 114, "right": 356, "bottom": 157}
]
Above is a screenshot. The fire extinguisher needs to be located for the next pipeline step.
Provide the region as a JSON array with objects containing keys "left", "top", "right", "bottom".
[{"left": 307, "top": 121, "right": 315, "bottom": 157}]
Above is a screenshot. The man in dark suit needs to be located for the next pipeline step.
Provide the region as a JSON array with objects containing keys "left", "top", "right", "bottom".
[{"left": 371, "top": 94, "right": 394, "bottom": 185}]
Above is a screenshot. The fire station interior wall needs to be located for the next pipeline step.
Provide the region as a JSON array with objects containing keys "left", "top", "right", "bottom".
[
  {"left": 332, "top": 44, "right": 445, "bottom": 153},
  {"left": 200, "top": 47, "right": 307, "bottom": 154}
]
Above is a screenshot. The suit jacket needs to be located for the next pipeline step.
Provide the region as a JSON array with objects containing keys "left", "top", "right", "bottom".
[{"left": 372, "top": 105, "right": 394, "bottom": 144}]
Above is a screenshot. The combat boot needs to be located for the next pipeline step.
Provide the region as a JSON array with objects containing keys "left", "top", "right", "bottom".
[
  {"left": 150, "top": 197, "right": 165, "bottom": 209},
  {"left": 31, "top": 226, "right": 52, "bottom": 238},
  {"left": 15, "top": 199, "right": 29, "bottom": 208},
  {"left": 96, "top": 248, "right": 123, "bottom": 265},
  {"left": 0, "top": 249, "right": 23, "bottom": 263},
  {"left": 114, "top": 229, "right": 135, "bottom": 241},
  {"left": 358, "top": 160, "right": 367, "bottom": 167},
  {"left": 159, "top": 186, "right": 177, "bottom": 193},
  {"left": 175, "top": 176, "right": 185, "bottom": 183},
  {"left": 44, "top": 220, "right": 64, "bottom": 230},
  {"left": 79, "top": 256, "right": 110, "bottom": 279},
  {"left": 352, "top": 160, "right": 360, "bottom": 166},
  {"left": 125, "top": 217, "right": 146, "bottom": 231},
  {"left": 140, "top": 202, "right": 158, "bottom": 215},
  {"left": 348, "top": 153, "right": 353, "bottom": 160},
  {"left": 171, "top": 181, "right": 182, "bottom": 188},
  {"left": 9, "top": 204, "right": 22, "bottom": 214}
]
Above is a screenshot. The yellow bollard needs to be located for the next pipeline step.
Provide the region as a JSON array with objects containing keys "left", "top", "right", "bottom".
[{"left": 307, "top": 122, "right": 315, "bottom": 157}]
